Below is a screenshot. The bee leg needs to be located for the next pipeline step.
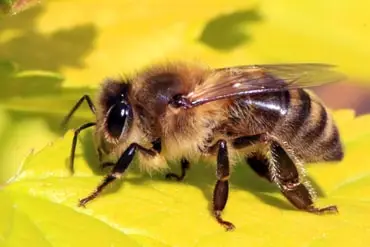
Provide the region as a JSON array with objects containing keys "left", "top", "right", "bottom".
[
  {"left": 151, "top": 138, "right": 162, "bottom": 153},
  {"left": 69, "top": 122, "right": 96, "bottom": 174},
  {"left": 97, "top": 148, "right": 103, "bottom": 162},
  {"left": 62, "top": 95, "right": 97, "bottom": 174},
  {"left": 245, "top": 154, "right": 272, "bottom": 182},
  {"left": 165, "top": 158, "right": 190, "bottom": 181},
  {"left": 210, "top": 140, "right": 235, "bottom": 231},
  {"left": 101, "top": 162, "right": 115, "bottom": 169},
  {"left": 61, "top": 95, "right": 96, "bottom": 128},
  {"left": 152, "top": 138, "right": 189, "bottom": 181},
  {"left": 150, "top": 138, "right": 190, "bottom": 181},
  {"left": 270, "top": 141, "right": 338, "bottom": 214},
  {"left": 231, "top": 134, "right": 272, "bottom": 181},
  {"left": 232, "top": 134, "right": 265, "bottom": 149},
  {"left": 78, "top": 143, "right": 156, "bottom": 207}
]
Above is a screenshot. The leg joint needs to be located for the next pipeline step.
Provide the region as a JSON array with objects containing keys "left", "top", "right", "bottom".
[
  {"left": 281, "top": 181, "right": 301, "bottom": 191},
  {"left": 219, "top": 175, "right": 230, "bottom": 181}
]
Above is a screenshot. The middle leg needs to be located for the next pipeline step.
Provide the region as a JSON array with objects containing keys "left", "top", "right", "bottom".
[
  {"left": 231, "top": 133, "right": 272, "bottom": 181},
  {"left": 245, "top": 154, "right": 272, "bottom": 182},
  {"left": 165, "top": 157, "right": 190, "bottom": 181},
  {"left": 209, "top": 139, "right": 235, "bottom": 231}
]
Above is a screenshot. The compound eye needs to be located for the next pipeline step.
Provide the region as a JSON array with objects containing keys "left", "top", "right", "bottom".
[{"left": 106, "top": 101, "right": 132, "bottom": 139}]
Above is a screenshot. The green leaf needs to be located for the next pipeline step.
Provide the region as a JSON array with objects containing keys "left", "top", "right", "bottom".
[
  {"left": 1, "top": 110, "right": 370, "bottom": 246},
  {"left": 0, "top": 60, "right": 99, "bottom": 201},
  {"left": 0, "top": 59, "right": 94, "bottom": 132},
  {"left": 0, "top": 0, "right": 369, "bottom": 246},
  {"left": 0, "top": 108, "right": 56, "bottom": 185},
  {"left": 0, "top": 61, "right": 92, "bottom": 184}
]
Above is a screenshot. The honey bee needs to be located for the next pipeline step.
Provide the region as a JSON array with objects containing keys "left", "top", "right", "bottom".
[{"left": 62, "top": 61, "right": 345, "bottom": 231}]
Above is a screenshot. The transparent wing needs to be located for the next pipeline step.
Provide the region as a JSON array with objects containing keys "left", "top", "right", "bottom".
[{"left": 186, "top": 63, "right": 345, "bottom": 107}]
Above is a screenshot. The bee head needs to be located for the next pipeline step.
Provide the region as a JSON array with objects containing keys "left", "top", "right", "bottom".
[{"left": 99, "top": 79, "right": 133, "bottom": 142}]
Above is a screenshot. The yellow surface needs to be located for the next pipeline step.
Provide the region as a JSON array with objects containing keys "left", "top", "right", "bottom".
[
  {"left": 0, "top": 110, "right": 369, "bottom": 246},
  {"left": 0, "top": 1, "right": 370, "bottom": 246}
]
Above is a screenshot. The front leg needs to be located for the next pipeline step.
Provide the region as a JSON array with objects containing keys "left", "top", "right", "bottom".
[
  {"left": 79, "top": 143, "right": 156, "bottom": 207},
  {"left": 100, "top": 138, "right": 161, "bottom": 170},
  {"left": 69, "top": 122, "right": 96, "bottom": 174},
  {"left": 209, "top": 140, "right": 235, "bottom": 231}
]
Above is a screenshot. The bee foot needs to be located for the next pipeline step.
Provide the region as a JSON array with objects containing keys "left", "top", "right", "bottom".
[
  {"left": 78, "top": 198, "right": 89, "bottom": 208},
  {"left": 78, "top": 193, "right": 98, "bottom": 207},
  {"left": 222, "top": 221, "right": 236, "bottom": 232},
  {"left": 165, "top": 173, "right": 184, "bottom": 181},
  {"left": 307, "top": 205, "right": 338, "bottom": 215},
  {"left": 214, "top": 211, "right": 235, "bottom": 231}
]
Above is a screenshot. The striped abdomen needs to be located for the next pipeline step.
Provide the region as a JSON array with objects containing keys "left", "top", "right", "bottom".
[{"left": 229, "top": 89, "right": 343, "bottom": 163}]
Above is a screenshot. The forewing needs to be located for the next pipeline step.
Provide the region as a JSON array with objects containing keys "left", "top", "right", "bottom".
[{"left": 187, "top": 63, "right": 345, "bottom": 107}]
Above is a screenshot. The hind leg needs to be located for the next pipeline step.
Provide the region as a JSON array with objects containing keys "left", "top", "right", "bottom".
[
  {"left": 268, "top": 140, "right": 338, "bottom": 214},
  {"left": 232, "top": 134, "right": 338, "bottom": 214},
  {"left": 231, "top": 134, "right": 272, "bottom": 181},
  {"left": 245, "top": 154, "right": 272, "bottom": 182}
]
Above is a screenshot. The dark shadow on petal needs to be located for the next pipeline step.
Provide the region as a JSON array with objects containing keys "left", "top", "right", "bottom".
[
  {"left": 199, "top": 8, "right": 262, "bottom": 51},
  {"left": 0, "top": 6, "right": 97, "bottom": 72},
  {"left": 0, "top": 5, "right": 42, "bottom": 31},
  {"left": 0, "top": 4, "right": 98, "bottom": 132}
]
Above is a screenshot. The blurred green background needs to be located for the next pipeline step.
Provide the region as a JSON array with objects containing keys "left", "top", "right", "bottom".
[{"left": 0, "top": 0, "right": 369, "bottom": 186}]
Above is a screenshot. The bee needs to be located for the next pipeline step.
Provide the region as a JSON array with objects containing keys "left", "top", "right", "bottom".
[{"left": 62, "top": 61, "right": 345, "bottom": 231}]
